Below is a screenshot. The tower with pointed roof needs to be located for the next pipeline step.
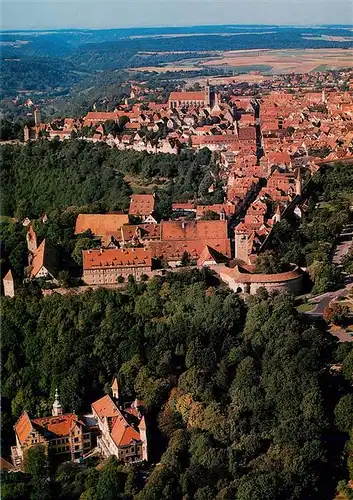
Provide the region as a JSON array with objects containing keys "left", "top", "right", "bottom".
[
  {"left": 3, "top": 269, "right": 15, "bottom": 298},
  {"left": 52, "top": 389, "right": 63, "bottom": 416},
  {"left": 111, "top": 378, "right": 119, "bottom": 401}
]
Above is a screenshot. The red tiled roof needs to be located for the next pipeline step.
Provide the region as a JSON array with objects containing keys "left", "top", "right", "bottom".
[
  {"left": 238, "top": 127, "right": 256, "bottom": 141},
  {"left": 148, "top": 239, "right": 231, "bottom": 262},
  {"left": 32, "top": 414, "right": 82, "bottom": 437},
  {"left": 30, "top": 239, "right": 57, "bottom": 279},
  {"left": 129, "top": 194, "right": 155, "bottom": 216},
  {"left": 14, "top": 412, "right": 33, "bottom": 445},
  {"left": 83, "top": 248, "right": 152, "bottom": 270},
  {"left": 169, "top": 91, "right": 205, "bottom": 102},
  {"left": 196, "top": 204, "right": 236, "bottom": 218},
  {"left": 160, "top": 220, "right": 228, "bottom": 241},
  {"left": 111, "top": 418, "right": 141, "bottom": 447},
  {"left": 92, "top": 395, "right": 120, "bottom": 420},
  {"left": 75, "top": 214, "right": 129, "bottom": 236},
  {"left": 120, "top": 224, "right": 161, "bottom": 242},
  {"left": 220, "top": 264, "right": 302, "bottom": 283}
]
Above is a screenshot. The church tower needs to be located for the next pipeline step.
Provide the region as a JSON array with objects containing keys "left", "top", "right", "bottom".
[
  {"left": 204, "top": 80, "right": 211, "bottom": 107},
  {"left": 52, "top": 389, "right": 63, "bottom": 416}
]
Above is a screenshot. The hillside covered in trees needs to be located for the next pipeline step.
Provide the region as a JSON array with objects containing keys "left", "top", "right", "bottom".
[
  {"left": 2, "top": 270, "right": 353, "bottom": 499},
  {"left": 0, "top": 141, "right": 222, "bottom": 220}
]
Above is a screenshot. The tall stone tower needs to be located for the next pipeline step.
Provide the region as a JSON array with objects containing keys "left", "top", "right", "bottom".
[
  {"left": 52, "top": 389, "right": 63, "bottom": 416},
  {"left": 3, "top": 269, "right": 15, "bottom": 298},
  {"left": 234, "top": 224, "right": 250, "bottom": 264}
]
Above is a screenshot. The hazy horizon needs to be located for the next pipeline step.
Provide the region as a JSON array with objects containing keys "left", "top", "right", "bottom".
[{"left": 2, "top": 0, "right": 353, "bottom": 31}]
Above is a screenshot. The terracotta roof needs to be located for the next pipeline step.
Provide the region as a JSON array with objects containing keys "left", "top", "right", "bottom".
[
  {"left": 169, "top": 91, "right": 205, "bottom": 102},
  {"left": 111, "top": 417, "right": 141, "bottom": 447},
  {"left": 129, "top": 194, "right": 155, "bottom": 216},
  {"left": 3, "top": 269, "right": 13, "bottom": 282},
  {"left": 148, "top": 239, "right": 231, "bottom": 262},
  {"left": 172, "top": 203, "right": 196, "bottom": 210},
  {"left": 92, "top": 395, "right": 120, "bottom": 420},
  {"left": 32, "top": 414, "right": 83, "bottom": 437},
  {"left": 14, "top": 412, "right": 33, "bottom": 445},
  {"left": 30, "top": 239, "right": 57, "bottom": 279},
  {"left": 82, "top": 248, "right": 152, "bottom": 270},
  {"left": 91, "top": 395, "right": 142, "bottom": 447},
  {"left": 238, "top": 127, "right": 256, "bottom": 141},
  {"left": 120, "top": 224, "right": 161, "bottom": 242},
  {"left": 75, "top": 214, "right": 129, "bottom": 236},
  {"left": 220, "top": 264, "right": 302, "bottom": 283},
  {"left": 196, "top": 204, "right": 236, "bottom": 218},
  {"left": 160, "top": 220, "right": 227, "bottom": 241}
]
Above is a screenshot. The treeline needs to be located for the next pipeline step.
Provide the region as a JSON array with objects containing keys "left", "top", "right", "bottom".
[
  {"left": 2, "top": 271, "right": 353, "bottom": 499},
  {"left": 0, "top": 141, "right": 223, "bottom": 220}
]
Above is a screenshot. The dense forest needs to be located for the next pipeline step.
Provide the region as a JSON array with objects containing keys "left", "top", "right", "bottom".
[
  {"left": 0, "top": 140, "right": 223, "bottom": 220},
  {"left": 1, "top": 58, "right": 88, "bottom": 94},
  {"left": 1, "top": 270, "right": 353, "bottom": 499}
]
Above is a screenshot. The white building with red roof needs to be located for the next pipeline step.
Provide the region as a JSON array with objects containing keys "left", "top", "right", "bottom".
[{"left": 91, "top": 380, "right": 147, "bottom": 463}]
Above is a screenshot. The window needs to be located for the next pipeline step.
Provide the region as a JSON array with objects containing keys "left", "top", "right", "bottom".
[
  {"left": 75, "top": 445, "right": 80, "bottom": 451},
  {"left": 74, "top": 437, "right": 79, "bottom": 443}
]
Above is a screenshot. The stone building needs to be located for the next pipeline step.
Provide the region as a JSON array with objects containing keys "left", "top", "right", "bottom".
[
  {"left": 216, "top": 263, "right": 303, "bottom": 295},
  {"left": 11, "top": 391, "right": 93, "bottom": 469},
  {"left": 82, "top": 248, "right": 153, "bottom": 285},
  {"left": 92, "top": 379, "right": 148, "bottom": 463}
]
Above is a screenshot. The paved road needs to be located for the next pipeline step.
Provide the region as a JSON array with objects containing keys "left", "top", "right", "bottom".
[{"left": 308, "top": 282, "right": 353, "bottom": 316}]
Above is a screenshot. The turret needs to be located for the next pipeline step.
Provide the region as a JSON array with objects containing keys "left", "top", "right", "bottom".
[
  {"left": 111, "top": 377, "right": 119, "bottom": 401},
  {"left": 52, "top": 389, "right": 63, "bottom": 416},
  {"left": 3, "top": 269, "right": 15, "bottom": 298}
]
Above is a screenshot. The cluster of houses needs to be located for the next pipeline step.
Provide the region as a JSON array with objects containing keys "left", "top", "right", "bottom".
[{"left": 6, "top": 74, "right": 353, "bottom": 299}]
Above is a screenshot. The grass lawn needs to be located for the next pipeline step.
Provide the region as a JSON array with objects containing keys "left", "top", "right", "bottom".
[{"left": 297, "top": 303, "right": 315, "bottom": 313}]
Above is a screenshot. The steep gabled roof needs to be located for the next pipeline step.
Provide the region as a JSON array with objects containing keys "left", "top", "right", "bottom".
[
  {"left": 14, "top": 412, "right": 33, "bottom": 445},
  {"left": 30, "top": 240, "right": 58, "bottom": 279}
]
